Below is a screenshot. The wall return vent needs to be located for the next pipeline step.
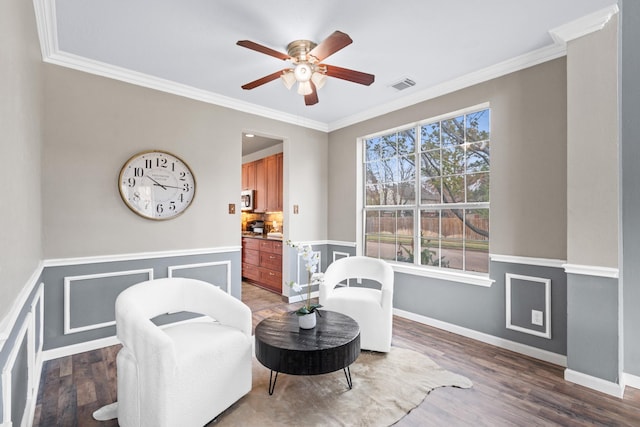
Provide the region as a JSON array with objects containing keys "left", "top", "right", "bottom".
[{"left": 390, "top": 78, "right": 416, "bottom": 91}]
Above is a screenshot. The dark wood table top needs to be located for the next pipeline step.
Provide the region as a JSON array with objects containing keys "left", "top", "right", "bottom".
[{"left": 254, "top": 310, "right": 360, "bottom": 376}]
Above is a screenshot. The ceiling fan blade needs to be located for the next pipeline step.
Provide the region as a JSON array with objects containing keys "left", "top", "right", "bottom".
[
  {"left": 236, "top": 40, "right": 291, "bottom": 61},
  {"left": 304, "top": 82, "right": 319, "bottom": 106},
  {"left": 241, "top": 69, "right": 289, "bottom": 90},
  {"left": 324, "top": 64, "right": 375, "bottom": 86},
  {"left": 308, "top": 31, "right": 353, "bottom": 62}
]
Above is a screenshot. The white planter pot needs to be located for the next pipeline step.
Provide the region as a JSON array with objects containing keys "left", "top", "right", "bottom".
[{"left": 298, "top": 311, "right": 317, "bottom": 329}]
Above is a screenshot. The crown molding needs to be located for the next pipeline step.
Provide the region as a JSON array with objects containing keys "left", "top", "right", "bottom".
[
  {"left": 33, "top": 0, "right": 614, "bottom": 134},
  {"left": 32, "top": 1, "right": 328, "bottom": 132},
  {"left": 45, "top": 50, "right": 330, "bottom": 132},
  {"left": 327, "top": 42, "right": 566, "bottom": 131},
  {"left": 549, "top": 4, "right": 619, "bottom": 45}
]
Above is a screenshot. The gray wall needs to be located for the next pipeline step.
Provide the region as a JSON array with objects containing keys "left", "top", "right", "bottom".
[
  {"left": 0, "top": 0, "right": 43, "bottom": 326},
  {"left": 42, "top": 65, "right": 328, "bottom": 259},
  {"left": 327, "top": 58, "right": 569, "bottom": 354},
  {"left": 328, "top": 58, "right": 568, "bottom": 260},
  {"left": 0, "top": 0, "right": 44, "bottom": 423},
  {"left": 567, "top": 274, "right": 619, "bottom": 381},
  {"left": 621, "top": 0, "right": 640, "bottom": 378},
  {"left": 565, "top": 14, "right": 620, "bottom": 382},
  {"left": 566, "top": 15, "right": 619, "bottom": 268}
]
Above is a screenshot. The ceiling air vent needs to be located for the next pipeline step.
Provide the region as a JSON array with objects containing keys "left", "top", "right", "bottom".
[{"left": 390, "top": 78, "right": 416, "bottom": 91}]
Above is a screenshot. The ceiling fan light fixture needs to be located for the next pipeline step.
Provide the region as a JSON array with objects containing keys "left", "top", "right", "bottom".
[
  {"left": 281, "top": 70, "right": 296, "bottom": 90},
  {"left": 237, "top": 31, "right": 374, "bottom": 106},
  {"left": 294, "top": 63, "right": 312, "bottom": 82},
  {"left": 297, "top": 81, "right": 313, "bottom": 96},
  {"left": 311, "top": 71, "right": 327, "bottom": 89}
]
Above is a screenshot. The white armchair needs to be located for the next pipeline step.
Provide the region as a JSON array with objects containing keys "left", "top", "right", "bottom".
[
  {"left": 115, "top": 278, "right": 253, "bottom": 427},
  {"left": 319, "top": 256, "right": 394, "bottom": 353}
]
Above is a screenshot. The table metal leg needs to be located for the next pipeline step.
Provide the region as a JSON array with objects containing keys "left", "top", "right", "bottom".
[
  {"left": 343, "top": 366, "right": 353, "bottom": 389},
  {"left": 268, "top": 370, "right": 279, "bottom": 395}
]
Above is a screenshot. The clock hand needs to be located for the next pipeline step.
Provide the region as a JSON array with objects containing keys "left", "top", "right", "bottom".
[
  {"left": 152, "top": 183, "right": 182, "bottom": 190},
  {"left": 146, "top": 175, "right": 167, "bottom": 190}
]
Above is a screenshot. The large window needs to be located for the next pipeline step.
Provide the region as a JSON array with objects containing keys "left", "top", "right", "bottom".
[{"left": 364, "top": 107, "right": 490, "bottom": 274}]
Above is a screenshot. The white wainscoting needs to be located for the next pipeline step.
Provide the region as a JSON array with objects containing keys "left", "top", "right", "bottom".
[
  {"left": 0, "top": 264, "right": 44, "bottom": 354},
  {"left": 168, "top": 261, "right": 232, "bottom": 294},
  {"left": 63, "top": 269, "right": 154, "bottom": 335},
  {"left": 1, "top": 283, "right": 43, "bottom": 427},
  {"left": 394, "top": 308, "right": 568, "bottom": 367}
]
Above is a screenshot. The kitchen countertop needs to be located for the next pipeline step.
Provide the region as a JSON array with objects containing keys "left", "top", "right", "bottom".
[{"left": 242, "top": 232, "right": 283, "bottom": 241}]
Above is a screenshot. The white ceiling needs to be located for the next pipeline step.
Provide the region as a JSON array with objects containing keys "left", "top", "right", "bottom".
[{"left": 48, "top": 0, "right": 616, "bottom": 131}]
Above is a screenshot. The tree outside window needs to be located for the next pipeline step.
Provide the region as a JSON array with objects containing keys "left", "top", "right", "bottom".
[{"left": 364, "top": 108, "right": 490, "bottom": 274}]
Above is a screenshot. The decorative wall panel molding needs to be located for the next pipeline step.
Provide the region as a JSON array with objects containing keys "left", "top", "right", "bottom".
[
  {"left": 63, "top": 269, "right": 153, "bottom": 335},
  {"left": 1, "top": 313, "right": 35, "bottom": 426},
  {"left": 331, "top": 251, "right": 351, "bottom": 287},
  {"left": 1, "top": 283, "right": 43, "bottom": 427},
  {"left": 0, "top": 263, "right": 43, "bottom": 353},
  {"left": 168, "top": 261, "right": 232, "bottom": 294},
  {"left": 505, "top": 273, "right": 552, "bottom": 339}
]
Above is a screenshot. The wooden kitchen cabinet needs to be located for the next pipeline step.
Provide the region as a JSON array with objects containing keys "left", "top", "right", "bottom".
[
  {"left": 242, "top": 153, "right": 283, "bottom": 213},
  {"left": 254, "top": 159, "right": 267, "bottom": 212},
  {"left": 241, "top": 161, "right": 256, "bottom": 191},
  {"left": 242, "top": 237, "right": 282, "bottom": 294},
  {"left": 276, "top": 153, "right": 283, "bottom": 212},
  {"left": 265, "top": 154, "right": 278, "bottom": 212}
]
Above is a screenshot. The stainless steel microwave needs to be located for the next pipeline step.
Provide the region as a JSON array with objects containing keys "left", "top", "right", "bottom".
[{"left": 241, "top": 190, "right": 254, "bottom": 211}]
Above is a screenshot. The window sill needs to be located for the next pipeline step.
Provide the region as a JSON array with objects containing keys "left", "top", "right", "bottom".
[{"left": 389, "top": 262, "right": 494, "bottom": 287}]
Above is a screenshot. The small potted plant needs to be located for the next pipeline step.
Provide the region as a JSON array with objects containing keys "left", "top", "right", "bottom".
[{"left": 287, "top": 240, "right": 322, "bottom": 329}]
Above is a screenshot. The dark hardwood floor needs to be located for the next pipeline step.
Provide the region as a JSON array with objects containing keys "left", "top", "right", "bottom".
[{"left": 34, "top": 282, "right": 640, "bottom": 426}]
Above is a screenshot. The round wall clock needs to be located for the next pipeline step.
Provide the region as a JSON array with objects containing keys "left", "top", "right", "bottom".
[{"left": 118, "top": 150, "right": 196, "bottom": 220}]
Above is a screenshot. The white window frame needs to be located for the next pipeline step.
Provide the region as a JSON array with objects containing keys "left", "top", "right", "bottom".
[{"left": 357, "top": 103, "right": 494, "bottom": 287}]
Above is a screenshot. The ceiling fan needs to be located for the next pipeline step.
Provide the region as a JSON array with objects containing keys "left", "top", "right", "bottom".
[{"left": 237, "top": 31, "right": 375, "bottom": 106}]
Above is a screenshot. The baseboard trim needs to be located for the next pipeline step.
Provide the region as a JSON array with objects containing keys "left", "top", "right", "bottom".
[
  {"left": 623, "top": 372, "right": 640, "bottom": 391},
  {"left": 564, "top": 368, "right": 624, "bottom": 398},
  {"left": 42, "top": 336, "right": 121, "bottom": 361},
  {"left": 393, "top": 308, "right": 567, "bottom": 367}
]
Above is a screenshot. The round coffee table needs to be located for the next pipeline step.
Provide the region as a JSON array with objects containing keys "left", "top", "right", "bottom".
[{"left": 254, "top": 310, "right": 360, "bottom": 394}]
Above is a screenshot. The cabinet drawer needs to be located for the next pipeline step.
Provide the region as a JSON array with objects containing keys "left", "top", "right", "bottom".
[
  {"left": 260, "top": 251, "right": 281, "bottom": 270},
  {"left": 242, "top": 263, "right": 260, "bottom": 281},
  {"left": 259, "top": 239, "right": 282, "bottom": 254},
  {"left": 259, "top": 268, "right": 282, "bottom": 288},
  {"left": 243, "top": 238, "right": 261, "bottom": 251},
  {"left": 242, "top": 248, "right": 259, "bottom": 265}
]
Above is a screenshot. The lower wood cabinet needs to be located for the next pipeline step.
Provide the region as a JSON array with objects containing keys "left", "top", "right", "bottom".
[{"left": 242, "top": 237, "right": 282, "bottom": 294}]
